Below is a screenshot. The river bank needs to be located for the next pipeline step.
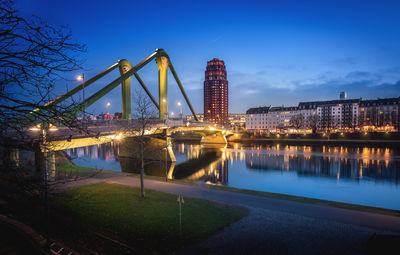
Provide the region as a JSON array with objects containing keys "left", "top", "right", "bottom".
[
  {"left": 228, "top": 137, "right": 400, "bottom": 145},
  {"left": 173, "top": 133, "right": 400, "bottom": 145}
]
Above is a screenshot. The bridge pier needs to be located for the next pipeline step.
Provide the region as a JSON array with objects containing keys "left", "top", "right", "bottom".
[
  {"left": 8, "top": 148, "right": 19, "bottom": 169},
  {"left": 119, "top": 136, "right": 176, "bottom": 162},
  {"left": 200, "top": 132, "right": 227, "bottom": 145}
]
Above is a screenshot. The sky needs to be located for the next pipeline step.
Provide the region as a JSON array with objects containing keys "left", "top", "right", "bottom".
[{"left": 15, "top": 0, "right": 400, "bottom": 115}]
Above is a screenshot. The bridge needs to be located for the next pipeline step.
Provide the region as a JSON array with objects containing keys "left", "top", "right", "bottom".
[
  {"left": 23, "top": 49, "right": 230, "bottom": 174},
  {"left": 34, "top": 119, "right": 229, "bottom": 152}
]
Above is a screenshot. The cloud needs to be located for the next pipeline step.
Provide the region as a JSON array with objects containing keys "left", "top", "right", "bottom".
[
  {"left": 229, "top": 69, "right": 400, "bottom": 112},
  {"left": 332, "top": 57, "right": 357, "bottom": 66},
  {"left": 211, "top": 35, "right": 223, "bottom": 43},
  {"left": 242, "top": 89, "right": 260, "bottom": 95}
]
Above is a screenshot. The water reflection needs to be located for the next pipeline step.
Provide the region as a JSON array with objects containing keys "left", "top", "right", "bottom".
[
  {"left": 243, "top": 145, "right": 400, "bottom": 183},
  {"left": 172, "top": 145, "right": 228, "bottom": 185},
  {"left": 173, "top": 143, "right": 400, "bottom": 184},
  {"left": 65, "top": 142, "right": 122, "bottom": 170},
  {"left": 65, "top": 142, "right": 400, "bottom": 184}
]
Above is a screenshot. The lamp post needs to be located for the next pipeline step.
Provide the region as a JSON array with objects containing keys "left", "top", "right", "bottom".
[
  {"left": 171, "top": 112, "right": 174, "bottom": 119},
  {"left": 29, "top": 122, "right": 58, "bottom": 251},
  {"left": 76, "top": 74, "right": 85, "bottom": 121},
  {"left": 106, "top": 102, "right": 111, "bottom": 114},
  {"left": 177, "top": 101, "right": 182, "bottom": 119}
]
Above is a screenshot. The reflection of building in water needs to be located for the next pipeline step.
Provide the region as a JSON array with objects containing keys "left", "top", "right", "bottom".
[
  {"left": 244, "top": 146, "right": 400, "bottom": 183},
  {"left": 206, "top": 159, "right": 228, "bottom": 185},
  {"left": 66, "top": 142, "right": 120, "bottom": 161}
]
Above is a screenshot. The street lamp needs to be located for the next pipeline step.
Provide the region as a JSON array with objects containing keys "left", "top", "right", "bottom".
[
  {"left": 29, "top": 122, "right": 58, "bottom": 251},
  {"left": 170, "top": 112, "right": 174, "bottom": 119},
  {"left": 106, "top": 102, "right": 111, "bottom": 114},
  {"left": 177, "top": 101, "right": 182, "bottom": 119},
  {"left": 76, "top": 74, "right": 85, "bottom": 120}
]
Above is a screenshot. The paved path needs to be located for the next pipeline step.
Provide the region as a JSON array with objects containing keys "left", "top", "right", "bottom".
[{"left": 57, "top": 171, "right": 400, "bottom": 254}]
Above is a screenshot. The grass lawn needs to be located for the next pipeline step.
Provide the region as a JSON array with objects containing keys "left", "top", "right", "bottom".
[
  {"left": 55, "top": 162, "right": 99, "bottom": 180},
  {"left": 55, "top": 182, "right": 249, "bottom": 254}
]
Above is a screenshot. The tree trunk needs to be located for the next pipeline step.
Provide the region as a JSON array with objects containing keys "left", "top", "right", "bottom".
[{"left": 140, "top": 142, "right": 145, "bottom": 198}]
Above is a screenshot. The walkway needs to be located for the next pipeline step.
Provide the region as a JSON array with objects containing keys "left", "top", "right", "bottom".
[{"left": 57, "top": 171, "right": 400, "bottom": 254}]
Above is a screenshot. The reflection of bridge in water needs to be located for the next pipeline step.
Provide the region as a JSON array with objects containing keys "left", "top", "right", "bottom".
[{"left": 66, "top": 142, "right": 229, "bottom": 184}]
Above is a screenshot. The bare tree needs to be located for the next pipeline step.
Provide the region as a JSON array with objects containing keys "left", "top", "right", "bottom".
[
  {"left": 290, "top": 114, "right": 304, "bottom": 129},
  {"left": 0, "top": 0, "right": 88, "bottom": 205},
  {"left": 119, "top": 91, "right": 160, "bottom": 198},
  {"left": 0, "top": 0, "right": 86, "bottom": 151},
  {"left": 307, "top": 114, "right": 319, "bottom": 134}
]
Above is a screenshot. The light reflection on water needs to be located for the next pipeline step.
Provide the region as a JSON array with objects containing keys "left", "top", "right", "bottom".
[{"left": 65, "top": 142, "right": 400, "bottom": 210}]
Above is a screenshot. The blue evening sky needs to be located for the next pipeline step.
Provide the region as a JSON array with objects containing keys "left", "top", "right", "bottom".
[{"left": 16, "top": 0, "right": 400, "bottom": 115}]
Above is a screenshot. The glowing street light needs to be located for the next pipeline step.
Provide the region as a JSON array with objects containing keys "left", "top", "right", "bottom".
[
  {"left": 76, "top": 73, "right": 85, "bottom": 120},
  {"left": 106, "top": 102, "right": 111, "bottom": 114},
  {"left": 177, "top": 101, "right": 182, "bottom": 119},
  {"left": 171, "top": 111, "right": 174, "bottom": 118}
]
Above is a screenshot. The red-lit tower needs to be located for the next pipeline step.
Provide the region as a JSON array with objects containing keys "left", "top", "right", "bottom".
[{"left": 204, "top": 58, "right": 228, "bottom": 125}]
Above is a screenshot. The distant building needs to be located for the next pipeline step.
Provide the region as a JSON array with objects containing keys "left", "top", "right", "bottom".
[
  {"left": 228, "top": 113, "right": 246, "bottom": 128},
  {"left": 245, "top": 96, "right": 400, "bottom": 133},
  {"left": 246, "top": 106, "right": 298, "bottom": 132},
  {"left": 101, "top": 113, "right": 114, "bottom": 120},
  {"left": 114, "top": 112, "right": 122, "bottom": 119},
  {"left": 340, "top": 91, "right": 347, "bottom": 99},
  {"left": 359, "top": 97, "right": 400, "bottom": 130},
  {"left": 186, "top": 114, "right": 204, "bottom": 122},
  {"left": 204, "top": 58, "right": 228, "bottom": 125},
  {"left": 88, "top": 114, "right": 97, "bottom": 121},
  {"left": 186, "top": 113, "right": 245, "bottom": 128},
  {"left": 302, "top": 99, "right": 360, "bottom": 130}
]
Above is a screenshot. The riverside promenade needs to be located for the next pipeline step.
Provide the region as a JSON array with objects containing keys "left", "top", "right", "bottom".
[{"left": 58, "top": 171, "right": 400, "bottom": 255}]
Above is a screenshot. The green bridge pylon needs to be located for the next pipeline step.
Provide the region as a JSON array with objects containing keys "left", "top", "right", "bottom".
[
  {"left": 118, "top": 59, "right": 133, "bottom": 120},
  {"left": 27, "top": 48, "right": 198, "bottom": 122}
]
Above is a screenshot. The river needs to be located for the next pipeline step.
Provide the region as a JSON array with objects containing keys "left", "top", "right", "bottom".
[{"left": 65, "top": 141, "right": 400, "bottom": 210}]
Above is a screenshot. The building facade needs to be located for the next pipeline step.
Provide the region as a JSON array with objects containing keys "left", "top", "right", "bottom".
[
  {"left": 246, "top": 96, "right": 400, "bottom": 132},
  {"left": 245, "top": 106, "right": 270, "bottom": 131},
  {"left": 228, "top": 113, "right": 246, "bottom": 128},
  {"left": 186, "top": 113, "right": 245, "bottom": 128},
  {"left": 313, "top": 99, "right": 360, "bottom": 130},
  {"left": 246, "top": 106, "right": 298, "bottom": 132},
  {"left": 359, "top": 98, "right": 400, "bottom": 131},
  {"left": 204, "top": 58, "right": 228, "bottom": 125}
]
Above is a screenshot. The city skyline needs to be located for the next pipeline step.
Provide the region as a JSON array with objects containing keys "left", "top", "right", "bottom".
[
  {"left": 2, "top": 2, "right": 400, "bottom": 253},
  {"left": 15, "top": 0, "right": 400, "bottom": 115}
]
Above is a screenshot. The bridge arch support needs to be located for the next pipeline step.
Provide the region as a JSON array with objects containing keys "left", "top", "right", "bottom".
[
  {"left": 156, "top": 54, "right": 169, "bottom": 120},
  {"left": 118, "top": 59, "right": 133, "bottom": 120},
  {"left": 27, "top": 48, "right": 199, "bottom": 124}
]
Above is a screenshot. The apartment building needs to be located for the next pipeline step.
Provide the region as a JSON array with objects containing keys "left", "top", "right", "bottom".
[{"left": 246, "top": 96, "right": 399, "bottom": 132}]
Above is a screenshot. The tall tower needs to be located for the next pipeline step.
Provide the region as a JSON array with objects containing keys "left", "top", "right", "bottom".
[{"left": 204, "top": 58, "right": 228, "bottom": 125}]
